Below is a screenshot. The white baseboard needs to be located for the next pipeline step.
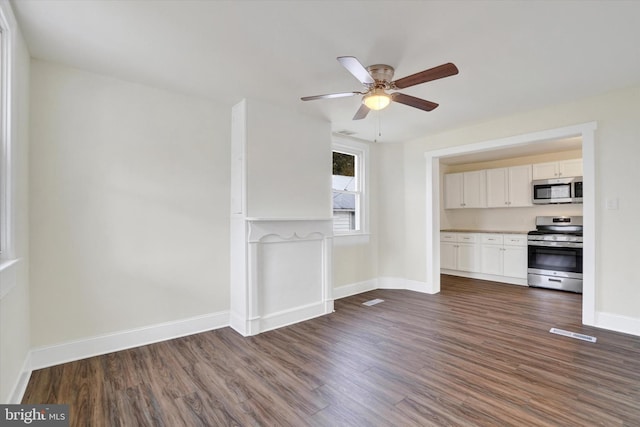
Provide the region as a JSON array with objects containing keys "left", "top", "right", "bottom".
[
  {"left": 332, "top": 279, "right": 377, "bottom": 299},
  {"left": 8, "top": 355, "right": 32, "bottom": 404},
  {"left": 229, "top": 311, "right": 258, "bottom": 337},
  {"left": 377, "top": 277, "right": 433, "bottom": 294},
  {"left": 595, "top": 311, "right": 640, "bottom": 337},
  {"left": 29, "top": 311, "right": 230, "bottom": 371}
]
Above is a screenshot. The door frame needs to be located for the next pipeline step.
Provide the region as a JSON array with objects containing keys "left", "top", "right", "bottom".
[{"left": 425, "top": 122, "right": 597, "bottom": 326}]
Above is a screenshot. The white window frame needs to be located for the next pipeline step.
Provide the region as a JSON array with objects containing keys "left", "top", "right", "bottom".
[{"left": 332, "top": 137, "right": 369, "bottom": 236}]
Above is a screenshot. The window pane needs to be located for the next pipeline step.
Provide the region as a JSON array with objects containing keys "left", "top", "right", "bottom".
[
  {"left": 333, "top": 192, "right": 356, "bottom": 231},
  {"left": 333, "top": 152, "right": 355, "bottom": 176},
  {"left": 332, "top": 174, "right": 355, "bottom": 192},
  {"left": 332, "top": 152, "right": 356, "bottom": 191}
]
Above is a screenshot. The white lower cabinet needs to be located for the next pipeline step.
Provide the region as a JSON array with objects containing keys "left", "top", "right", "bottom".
[
  {"left": 441, "top": 232, "right": 527, "bottom": 285},
  {"left": 480, "top": 234, "right": 527, "bottom": 279},
  {"left": 440, "top": 233, "right": 480, "bottom": 273}
]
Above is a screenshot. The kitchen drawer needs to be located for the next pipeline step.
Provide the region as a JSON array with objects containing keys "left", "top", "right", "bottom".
[
  {"left": 441, "top": 232, "right": 457, "bottom": 242},
  {"left": 457, "top": 233, "right": 478, "bottom": 243},
  {"left": 481, "top": 234, "right": 503, "bottom": 245},
  {"left": 503, "top": 235, "right": 527, "bottom": 246}
]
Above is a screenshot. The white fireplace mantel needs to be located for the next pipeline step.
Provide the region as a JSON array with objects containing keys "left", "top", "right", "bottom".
[{"left": 230, "top": 217, "right": 334, "bottom": 336}]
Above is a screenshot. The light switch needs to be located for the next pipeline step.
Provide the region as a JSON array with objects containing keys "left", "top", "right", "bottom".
[{"left": 605, "top": 198, "right": 619, "bottom": 210}]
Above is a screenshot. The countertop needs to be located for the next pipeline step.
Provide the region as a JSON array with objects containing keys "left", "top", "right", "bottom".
[{"left": 440, "top": 229, "right": 529, "bottom": 235}]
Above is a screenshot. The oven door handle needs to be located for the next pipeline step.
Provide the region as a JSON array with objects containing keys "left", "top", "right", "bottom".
[{"left": 527, "top": 241, "right": 583, "bottom": 248}]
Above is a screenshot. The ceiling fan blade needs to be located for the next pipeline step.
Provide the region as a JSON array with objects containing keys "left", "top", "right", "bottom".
[
  {"left": 391, "top": 92, "right": 439, "bottom": 111},
  {"left": 392, "top": 63, "right": 459, "bottom": 89},
  {"left": 352, "top": 103, "right": 370, "bottom": 120},
  {"left": 301, "top": 91, "right": 361, "bottom": 101},
  {"left": 337, "top": 56, "right": 375, "bottom": 85}
]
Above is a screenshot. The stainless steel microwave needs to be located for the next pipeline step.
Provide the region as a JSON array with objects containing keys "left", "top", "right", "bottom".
[{"left": 532, "top": 176, "right": 583, "bottom": 204}]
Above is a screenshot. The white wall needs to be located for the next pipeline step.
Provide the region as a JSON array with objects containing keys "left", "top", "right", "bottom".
[
  {"left": 29, "top": 60, "right": 231, "bottom": 347},
  {"left": 386, "top": 84, "right": 640, "bottom": 323},
  {"left": 374, "top": 142, "right": 404, "bottom": 279},
  {"left": 0, "top": 1, "right": 31, "bottom": 403},
  {"left": 245, "top": 99, "right": 331, "bottom": 219}
]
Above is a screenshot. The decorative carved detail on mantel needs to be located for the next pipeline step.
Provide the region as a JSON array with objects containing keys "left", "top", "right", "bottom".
[{"left": 247, "top": 219, "right": 333, "bottom": 243}]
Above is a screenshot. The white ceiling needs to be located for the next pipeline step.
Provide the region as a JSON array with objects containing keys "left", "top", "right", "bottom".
[
  {"left": 11, "top": 0, "right": 640, "bottom": 144},
  {"left": 439, "top": 137, "right": 583, "bottom": 165}
]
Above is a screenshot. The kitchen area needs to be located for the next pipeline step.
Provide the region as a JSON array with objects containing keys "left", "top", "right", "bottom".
[{"left": 439, "top": 138, "right": 584, "bottom": 293}]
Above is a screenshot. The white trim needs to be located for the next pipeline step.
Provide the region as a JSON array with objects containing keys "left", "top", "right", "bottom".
[
  {"left": 581, "top": 126, "right": 596, "bottom": 326},
  {"left": 333, "top": 279, "right": 377, "bottom": 299},
  {"left": 425, "top": 122, "right": 597, "bottom": 326},
  {"left": 377, "top": 277, "right": 433, "bottom": 294},
  {"left": 7, "top": 354, "right": 31, "bottom": 404},
  {"left": 0, "top": 0, "right": 16, "bottom": 261},
  {"left": 29, "top": 311, "right": 230, "bottom": 370},
  {"left": 333, "top": 277, "right": 434, "bottom": 300},
  {"left": 595, "top": 312, "right": 640, "bottom": 337}
]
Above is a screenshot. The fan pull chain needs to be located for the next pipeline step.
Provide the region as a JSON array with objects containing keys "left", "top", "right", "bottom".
[{"left": 374, "top": 111, "right": 382, "bottom": 142}]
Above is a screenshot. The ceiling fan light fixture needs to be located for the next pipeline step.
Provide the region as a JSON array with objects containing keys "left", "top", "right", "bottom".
[{"left": 363, "top": 89, "right": 391, "bottom": 111}]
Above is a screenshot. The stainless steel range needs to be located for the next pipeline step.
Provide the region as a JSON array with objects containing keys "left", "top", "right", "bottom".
[{"left": 527, "top": 216, "right": 583, "bottom": 293}]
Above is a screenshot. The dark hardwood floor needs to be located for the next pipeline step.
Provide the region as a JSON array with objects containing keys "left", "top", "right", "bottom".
[{"left": 22, "top": 275, "right": 640, "bottom": 426}]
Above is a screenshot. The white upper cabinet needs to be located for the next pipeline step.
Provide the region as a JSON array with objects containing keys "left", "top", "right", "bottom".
[
  {"left": 444, "top": 172, "right": 464, "bottom": 209},
  {"left": 532, "top": 159, "right": 583, "bottom": 180},
  {"left": 444, "top": 159, "right": 581, "bottom": 210},
  {"left": 486, "top": 168, "right": 508, "bottom": 208},
  {"left": 463, "top": 171, "right": 487, "bottom": 208},
  {"left": 508, "top": 165, "right": 533, "bottom": 207},
  {"left": 486, "top": 165, "right": 532, "bottom": 208},
  {"left": 444, "top": 171, "right": 487, "bottom": 209}
]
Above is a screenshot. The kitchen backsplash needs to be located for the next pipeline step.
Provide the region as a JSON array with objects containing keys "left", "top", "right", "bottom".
[{"left": 441, "top": 203, "right": 583, "bottom": 232}]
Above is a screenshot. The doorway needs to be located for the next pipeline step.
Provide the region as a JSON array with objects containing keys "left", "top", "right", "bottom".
[{"left": 425, "top": 122, "right": 596, "bottom": 326}]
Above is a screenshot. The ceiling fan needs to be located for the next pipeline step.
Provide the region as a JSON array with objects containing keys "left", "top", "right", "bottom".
[{"left": 301, "top": 56, "right": 459, "bottom": 120}]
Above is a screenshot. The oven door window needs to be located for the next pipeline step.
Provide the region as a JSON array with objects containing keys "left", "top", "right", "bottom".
[{"left": 528, "top": 245, "right": 583, "bottom": 274}]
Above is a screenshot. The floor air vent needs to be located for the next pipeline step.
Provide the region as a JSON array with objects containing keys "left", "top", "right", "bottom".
[
  {"left": 362, "top": 298, "right": 384, "bottom": 306},
  {"left": 550, "top": 328, "right": 597, "bottom": 343}
]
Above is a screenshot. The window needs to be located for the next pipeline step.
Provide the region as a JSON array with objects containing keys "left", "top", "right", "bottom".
[{"left": 332, "top": 139, "right": 368, "bottom": 234}]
